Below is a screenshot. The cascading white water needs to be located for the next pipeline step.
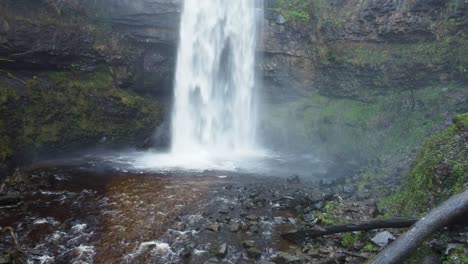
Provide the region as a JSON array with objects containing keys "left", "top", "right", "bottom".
[{"left": 171, "top": 0, "right": 261, "bottom": 157}]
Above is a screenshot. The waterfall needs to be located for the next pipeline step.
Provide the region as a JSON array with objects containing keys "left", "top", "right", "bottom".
[{"left": 171, "top": 0, "right": 261, "bottom": 157}]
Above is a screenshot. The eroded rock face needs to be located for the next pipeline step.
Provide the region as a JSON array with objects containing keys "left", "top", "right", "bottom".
[
  {"left": 100, "top": 0, "right": 182, "bottom": 44},
  {"left": 260, "top": 0, "right": 468, "bottom": 101}
]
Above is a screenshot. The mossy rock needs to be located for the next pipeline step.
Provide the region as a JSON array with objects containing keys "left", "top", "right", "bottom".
[
  {"left": 381, "top": 113, "right": 468, "bottom": 216},
  {"left": 0, "top": 67, "right": 162, "bottom": 160}
]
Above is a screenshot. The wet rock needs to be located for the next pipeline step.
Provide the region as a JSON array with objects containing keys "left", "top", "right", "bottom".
[
  {"left": 279, "top": 196, "right": 295, "bottom": 201},
  {"left": 229, "top": 223, "right": 240, "bottom": 232},
  {"left": 246, "top": 215, "right": 259, "bottom": 221},
  {"left": 204, "top": 257, "right": 219, "bottom": 264},
  {"left": 288, "top": 218, "right": 297, "bottom": 225},
  {"left": 0, "top": 253, "right": 12, "bottom": 264},
  {"left": 371, "top": 231, "right": 396, "bottom": 247},
  {"left": 215, "top": 243, "right": 227, "bottom": 258},
  {"left": 343, "top": 185, "right": 355, "bottom": 194},
  {"left": 276, "top": 14, "right": 287, "bottom": 24},
  {"left": 287, "top": 174, "right": 301, "bottom": 184},
  {"left": 276, "top": 252, "right": 301, "bottom": 263},
  {"left": 242, "top": 240, "right": 255, "bottom": 248},
  {"left": 254, "top": 198, "right": 268, "bottom": 206},
  {"left": 206, "top": 224, "right": 221, "bottom": 232},
  {"left": 318, "top": 247, "right": 331, "bottom": 255},
  {"left": 315, "top": 200, "right": 324, "bottom": 210},
  {"left": 247, "top": 247, "right": 262, "bottom": 259},
  {"left": 303, "top": 213, "right": 315, "bottom": 222},
  {"left": 219, "top": 209, "right": 229, "bottom": 215},
  {"left": 249, "top": 191, "right": 260, "bottom": 199},
  {"left": 274, "top": 217, "right": 285, "bottom": 224},
  {"left": 0, "top": 193, "right": 21, "bottom": 208},
  {"left": 249, "top": 225, "right": 259, "bottom": 233},
  {"left": 241, "top": 222, "right": 250, "bottom": 231},
  {"left": 320, "top": 179, "right": 334, "bottom": 187}
]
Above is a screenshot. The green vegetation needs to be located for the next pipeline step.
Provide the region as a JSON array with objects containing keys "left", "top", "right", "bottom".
[
  {"left": 275, "top": 0, "right": 312, "bottom": 26},
  {"left": 341, "top": 232, "right": 362, "bottom": 249},
  {"left": 263, "top": 84, "right": 467, "bottom": 166},
  {"left": 361, "top": 242, "right": 379, "bottom": 253},
  {"left": 21, "top": 67, "right": 161, "bottom": 151},
  {"left": 442, "top": 245, "right": 468, "bottom": 264},
  {"left": 380, "top": 113, "right": 467, "bottom": 216},
  {"left": 325, "top": 36, "right": 468, "bottom": 76},
  {"left": 0, "top": 67, "right": 162, "bottom": 160},
  {"left": 274, "top": 0, "right": 350, "bottom": 28},
  {"left": 312, "top": 201, "right": 345, "bottom": 226}
]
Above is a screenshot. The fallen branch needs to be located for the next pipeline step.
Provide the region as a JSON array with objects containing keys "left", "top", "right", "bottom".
[
  {"left": 282, "top": 217, "right": 420, "bottom": 243},
  {"left": 369, "top": 189, "right": 468, "bottom": 264}
]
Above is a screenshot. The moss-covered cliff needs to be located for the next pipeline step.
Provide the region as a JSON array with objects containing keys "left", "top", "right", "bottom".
[
  {"left": 0, "top": 68, "right": 162, "bottom": 164},
  {"left": 0, "top": 0, "right": 168, "bottom": 169},
  {"left": 381, "top": 113, "right": 467, "bottom": 216},
  {"left": 262, "top": 0, "right": 468, "bottom": 178}
]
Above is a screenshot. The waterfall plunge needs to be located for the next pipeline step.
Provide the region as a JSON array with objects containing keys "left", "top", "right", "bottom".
[
  {"left": 128, "top": 0, "right": 265, "bottom": 171},
  {"left": 170, "top": 0, "right": 262, "bottom": 159}
]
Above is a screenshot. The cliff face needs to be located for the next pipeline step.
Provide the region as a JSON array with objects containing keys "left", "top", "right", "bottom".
[
  {"left": 0, "top": 0, "right": 467, "bottom": 172},
  {"left": 262, "top": 0, "right": 468, "bottom": 101},
  {"left": 260, "top": 0, "right": 468, "bottom": 172},
  {"left": 0, "top": 0, "right": 181, "bottom": 169}
]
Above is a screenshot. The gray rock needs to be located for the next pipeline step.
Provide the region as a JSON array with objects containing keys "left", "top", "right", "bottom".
[
  {"left": 371, "top": 231, "right": 396, "bottom": 247},
  {"left": 303, "top": 213, "right": 315, "bottom": 222},
  {"left": 246, "top": 215, "right": 259, "bottom": 221},
  {"left": 277, "top": 252, "right": 301, "bottom": 263},
  {"left": 0, "top": 253, "right": 12, "bottom": 264},
  {"left": 215, "top": 243, "right": 227, "bottom": 258},
  {"left": 247, "top": 247, "right": 262, "bottom": 259},
  {"left": 274, "top": 216, "right": 284, "bottom": 224},
  {"left": 288, "top": 217, "right": 297, "bottom": 225},
  {"left": 229, "top": 223, "right": 240, "bottom": 232},
  {"left": 242, "top": 240, "right": 255, "bottom": 248},
  {"left": 276, "top": 14, "right": 287, "bottom": 24},
  {"left": 343, "top": 185, "right": 355, "bottom": 194},
  {"left": 321, "top": 179, "right": 334, "bottom": 186},
  {"left": 206, "top": 224, "right": 221, "bottom": 232},
  {"left": 203, "top": 257, "right": 219, "bottom": 264},
  {"left": 287, "top": 174, "right": 301, "bottom": 184}
]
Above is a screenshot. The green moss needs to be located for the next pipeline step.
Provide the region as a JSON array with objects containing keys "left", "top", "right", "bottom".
[
  {"left": 442, "top": 245, "right": 468, "bottom": 264},
  {"left": 14, "top": 67, "right": 162, "bottom": 153},
  {"left": 313, "top": 201, "right": 345, "bottom": 226},
  {"left": 452, "top": 113, "right": 468, "bottom": 132},
  {"left": 320, "top": 35, "right": 468, "bottom": 76},
  {"left": 264, "top": 84, "right": 467, "bottom": 169},
  {"left": 275, "top": 0, "right": 312, "bottom": 26},
  {"left": 381, "top": 113, "right": 468, "bottom": 216},
  {"left": 361, "top": 242, "right": 379, "bottom": 253},
  {"left": 341, "top": 232, "right": 362, "bottom": 249}
]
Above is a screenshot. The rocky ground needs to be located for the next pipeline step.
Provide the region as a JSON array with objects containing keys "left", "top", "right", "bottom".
[{"left": 0, "top": 162, "right": 467, "bottom": 264}]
